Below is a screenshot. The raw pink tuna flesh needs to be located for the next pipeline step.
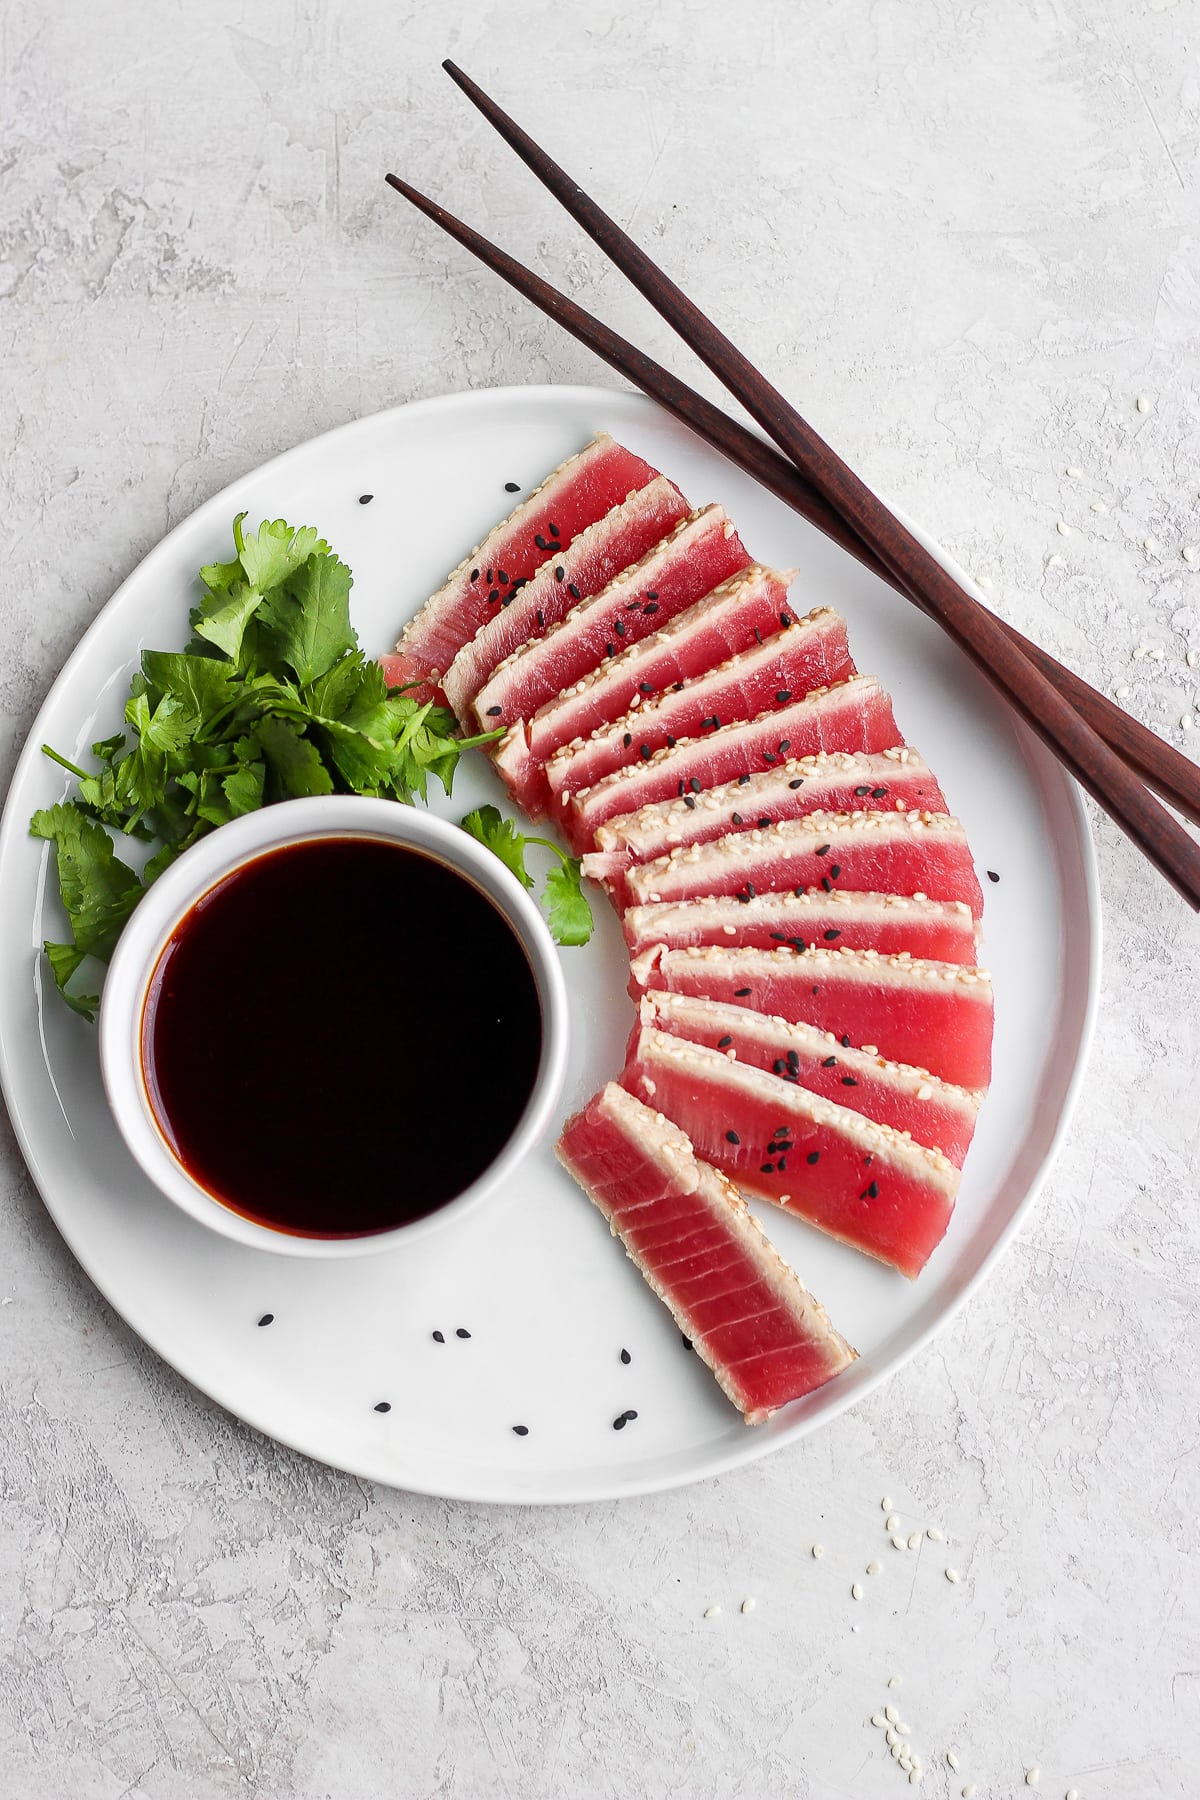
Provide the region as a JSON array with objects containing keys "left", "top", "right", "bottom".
[
  {"left": 629, "top": 944, "right": 994, "bottom": 1089},
  {"left": 585, "top": 749, "right": 946, "bottom": 907},
  {"left": 621, "top": 1030, "right": 959, "bottom": 1278},
  {"left": 621, "top": 889, "right": 980, "bottom": 965},
  {"left": 383, "top": 435, "right": 662, "bottom": 699},
  {"left": 493, "top": 564, "right": 797, "bottom": 815},
  {"left": 543, "top": 607, "right": 855, "bottom": 811},
  {"left": 472, "top": 505, "right": 752, "bottom": 743},
  {"left": 561, "top": 676, "right": 901, "bottom": 854},
  {"left": 638, "top": 990, "right": 982, "bottom": 1168},
  {"left": 440, "top": 476, "right": 690, "bottom": 723},
  {"left": 556, "top": 1082, "right": 857, "bottom": 1420},
  {"left": 619, "top": 809, "right": 985, "bottom": 915}
]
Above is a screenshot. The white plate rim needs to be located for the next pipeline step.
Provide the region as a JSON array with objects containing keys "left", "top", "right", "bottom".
[{"left": 0, "top": 383, "right": 1101, "bottom": 1503}]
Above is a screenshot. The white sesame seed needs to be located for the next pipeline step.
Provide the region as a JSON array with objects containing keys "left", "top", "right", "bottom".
[
  {"left": 887, "top": 1728, "right": 899, "bottom": 1747},
  {"left": 1184, "top": 546, "right": 1197, "bottom": 564},
  {"left": 871, "top": 1714, "right": 887, "bottom": 1728},
  {"left": 888, "top": 1675, "right": 902, "bottom": 1687},
  {"left": 703, "top": 1604, "right": 721, "bottom": 1618},
  {"left": 945, "top": 1567, "right": 960, "bottom": 1582},
  {"left": 909, "top": 1772, "right": 920, "bottom": 1786},
  {"left": 1187, "top": 649, "right": 1198, "bottom": 667},
  {"left": 976, "top": 574, "right": 993, "bottom": 589},
  {"left": 1144, "top": 537, "right": 1160, "bottom": 555},
  {"left": 946, "top": 1751, "right": 959, "bottom": 1770},
  {"left": 1133, "top": 643, "right": 1148, "bottom": 659},
  {"left": 851, "top": 1582, "right": 863, "bottom": 1600},
  {"left": 897, "top": 1721, "right": 911, "bottom": 1735},
  {"left": 1115, "top": 684, "right": 1130, "bottom": 697},
  {"left": 1066, "top": 1790, "right": 1080, "bottom": 1799},
  {"left": 867, "top": 1560, "right": 883, "bottom": 1575},
  {"left": 1090, "top": 499, "right": 1107, "bottom": 513},
  {"left": 1056, "top": 520, "right": 1071, "bottom": 536},
  {"left": 885, "top": 1513, "right": 901, "bottom": 1531},
  {"left": 926, "top": 1526, "right": 944, "bottom": 1542},
  {"left": 740, "top": 1597, "right": 755, "bottom": 1614},
  {"left": 1026, "top": 1769, "right": 1041, "bottom": 1786},
  {"left": 1136, "top": 392, "right": 1152, "bottom": 412},
  {"left": 963, "top": 1787, "right": 978, "bottom": 1798},
  {"left": 1047, "top": 553, "right": 1063, "bottom": 567},
  {"left": 885, "top": 1705, "right": 899, "bottom": 1722},
  {"left": 1066, "top": 465, "right": 1083, "bottom": 478},
  {"left": 907, "top": 1531, "right": 921, "bottom": 1550},
  {"left": 1183, "top": 714, "right": 1195, "bottom": 731},
  {"left": 811, "top": 1543, "right": 824, "bottom": 1558},
  {"left": 881, "top": 1494, "right": 893, "bottom": 1509},
  {"left": 892, "top": 1534, "right": 907, "bottom": 1549}
]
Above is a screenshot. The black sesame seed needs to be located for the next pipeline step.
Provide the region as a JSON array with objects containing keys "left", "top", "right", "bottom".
[
  {"left": 760, "top": 1161, "right": 775, "bottom": 1173},
  {"left": 734, "top": 986, "right": 752, "bottom": 996},
  {"left": 821, "top": 877, "right": 832, "bottom": 893},
  {"left": 732, "top": 812, "right": 744, "bottom": 826},
  {"left": 987, "top": 869, "right": 1000, "bottom": 883},
  {"left": 501, "top": 594, "right": 513, "bottom": 606},
  {"left": 854, "top": 785, "right": 871, "bottom": 797},
  {"left": 681, "top": 1334, "right": 693, "bottom": 1351},
  {"left": 776, "top": 690, "right": 792, "bottom": 705},
  {"left": 824, "top": 928, "right": 841, "bottom": 940},
  {"left": 806, "top": 1150, "right": 820, "bottom": 1165},
  {"left": 536, "top": 610, "right": 545, "bottom": 628},
  {"left": 778, "top": 1156, "right": 788, "bottom": 1170},
  {"left": 606, "top": 643, "right": 615, "bottom": 657},
  {"left": 787, "top": 1051, "right": 799, "bottom": 1072},
  {"left": 624, "top": 1409, "right": 638, "bottom": 1422},
  {"left": 534, "top": 534, "right": 548, "bottom": 550},
  {"left": 497, "top": 570, "right": 509, "bottom": 584},
  {"left": 864, "top": 1155, "right": 874, "bottom": 1166},
  {"left": 613, "top": 1413, "right": 628, "bottom": 1431},
  {"left": 470, "top": 569, "right": 480, "bottom": 582},
  {"left": 841, "top": 1075, "right": 858, "bottom": 1087},
  {"left": 841, "top": 1034, "right": 851, "bottom": 1047},
  {"left": 812, "top": 984, "right": 820, "bottom": 994},
  {"left": 778, "top": 740, "right": 791, "bottom": 754},
  {"left": 627, "top": 599, "right": 641, "bottom": 610},
  {"left": 456, "top": 1328, "right": 471, "bottom": 1339},
  {"left": 773, "top": 1059, "right": 788, "bottom": 1074},
  {"left": 726, "top": 1129, "right": 741, "bottom": 1144},
  {"left": 512, "top": 1424, "right": 529, "bottom": 1435},
  {"left": 780, "top": 611, "right": 792, "bottom": 628},
  {"left": 646, "top": 590, "right": 659, "bottom": 600},
  {"left": 257, "top": 1313, "right": 274, "bottom": 1327},
  {"left": 666, "top": 735, "right": 676, "bottom": 747},
  {"left": 822, "top": 1055, "right": 837, "bottom": 1068},
  {"left": 486, "top": 705, "right": 503, "bottom": 717},
  {"left": 871, "top": 786, "right": 888, "bottom": 799},
  {"left": 683, "top": 795, "right": 695, "bottom": 810},
  {"left": 763, "top": 751, "right": 777, "bottom": 765},
  {"left": 639, "top": 682, "right": 654, "bottom": 695},
  {"left": 690, "top": 778, "right": 701, "bottom": 793},
  {"left": 737, "top": 773, "right": 750, "bottom": 786},
  {"left": 548, "top": 521, "right": 559, "bottom": 536},
  {"left": 568, "top": 582, "right": 581, "bottom": 599},
  {"left": 432, "top": 1330, "right": 445, "bottom": 1343},
  {"left": 677, "top": 781, "right": 686, "bottom": 797},
  {"left": 488, "top": 588, "right": 500, "bottom": 603},
  {"left": 620, "top": 1348, "right": 632, "bottom": 1365},
  {"left": 754, "top": 627, "right": 763, "bottom": 644},
  {"left": 717, "top": 1035, "right": 733, "bottom": 1048},
  {"left": 789, "top": 778, "right": 804, "bottom": 790},
  {"left": 757, "top": 817, "right": 770, "bottom": 829},
  {"left": 746, "top": 882, "right": 756, "bottom": 896},
  {"left": 643, "top": 601, "right": 659, "bottom": 614},
  {"left": 735, "top": 890, "right": 750, "bottom": 904},
  {"left": 615, "top": 619, "right": 626, "bottom": 637},
  {"left": 504, "top": 480, "right": 520, "bottom": 492},
  {"left": 770, "top": 931, "right": 788, "bottom": 942},
  {"left": 487, "top": 568, "right": 493, "bottom": 582},
  {"left": 622, "top": 731, "right": 633, "bottom": 748},
  {"left": 790, "top": 937, "right": 807, "bottom": 951},
  {"left": 639, "top": 744, "right": 652, "bottom": 761},
  {"left": 830, "top": 864, "right": 841, "bottom": 879},
  {"left": 555, "top": 565, "right": 565, "bottom": 581},
  {"left": 374, "top": 1401, "right": 391, "bottom": 1413},
  {"left": 862, "top": 1180, "right": 880, "bottom": 1200},
  {"left": 358, "top": 493, "right": 373, "bottom": 505},
  {"left": 815, "top": 844, "right": 830, "bottom": 857}
]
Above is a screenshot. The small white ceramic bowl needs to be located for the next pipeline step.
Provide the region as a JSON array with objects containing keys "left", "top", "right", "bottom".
[{"left": 99, "top": 795, "right": 570, "bottom": 1257}]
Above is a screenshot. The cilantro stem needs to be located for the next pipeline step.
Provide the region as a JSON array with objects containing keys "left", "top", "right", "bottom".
[
  {"left": 524, "top": 836, "right": 575, "bottom": 867},
  {"left": 41, "top": 745, "right": 88, "bottom": 779},
  {"left": 456, "top": 726, "right": 506, "bottom": 752}
]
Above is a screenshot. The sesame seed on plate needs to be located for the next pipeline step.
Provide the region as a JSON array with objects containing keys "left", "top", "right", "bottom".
[
  {"left": 945, "top": 1567, "right": 960, "bottom": 1582},
  {"left": 851, "top": 1583, "right": 863, "bottom": 1600}
]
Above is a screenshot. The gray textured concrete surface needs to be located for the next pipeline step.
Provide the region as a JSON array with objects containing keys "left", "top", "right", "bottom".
[{"left": 2, "top": 1, "right": 1199, "bottom": 1795}]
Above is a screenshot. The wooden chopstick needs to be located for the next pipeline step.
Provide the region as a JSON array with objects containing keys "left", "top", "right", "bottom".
[
  {"left": 435, "top": 64, "right": 1200, "bottom": 909},
  {"left": 384, "top": 172, "right": 1200, "bottom": 835}
]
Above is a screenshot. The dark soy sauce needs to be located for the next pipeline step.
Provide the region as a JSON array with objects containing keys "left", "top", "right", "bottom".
[{"left": 141, "top": 837, "right": 542, "bottom": 1236}]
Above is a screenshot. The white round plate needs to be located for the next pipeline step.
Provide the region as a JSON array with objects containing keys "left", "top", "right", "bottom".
[{"left": 0, "top": 385, "right": 1099, "bottom": 1503}]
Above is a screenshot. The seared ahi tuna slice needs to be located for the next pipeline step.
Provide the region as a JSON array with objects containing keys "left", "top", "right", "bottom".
[
  {"left": 543, "top": 607, "right": 855, "bottom": 813},
  {"left": 471, "top": 505, "right": 752, "bottom": 740},
  {"left": 384, "top": 434, "right": 662, "bottom": 699},
  {"left": 494, "top": 564, "right": 797, "bottom": 814},
  {"left": 562, "top": 676, "right": 900, "bottom": 854},
  {"left": 638, "top": 990, "right": 983, "bottom": 1168},
  {"left": 619, "top": 809, "right": 985, "bottom": 915},
  {"left": 629, "top": 944, "right": 994, "bottom": 1089},
  {"left": 621, "top": 1031, "right": 959, "bottom": 1278},
  {"left": 621, "top": 889, "right": 980, "bottom": 965},
  {"left": 441, "top": 476, "right": 689, "bottom": 723},
  {"left": 556, "top": 1083, "right": 857, "bottom": 1421},
  {"left": 586, "top": 748, "right": 945, "bottom": 906}
]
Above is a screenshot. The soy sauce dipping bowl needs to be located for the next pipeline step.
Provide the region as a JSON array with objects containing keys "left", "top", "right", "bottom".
[{"left": 99, "top": 796, "right": 570, "bottom": 1257}]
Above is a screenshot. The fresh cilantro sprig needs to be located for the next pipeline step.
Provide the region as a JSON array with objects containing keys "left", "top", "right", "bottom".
[
  {"left": 459, "top": 805, "right": 594, "bottom": 948},
  {"left": 33, "top": 514, "right": 502, "bottom": 1019}
]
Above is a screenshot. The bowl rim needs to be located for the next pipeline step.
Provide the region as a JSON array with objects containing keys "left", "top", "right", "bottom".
[{"left": 97, "top": 795, "right": 570, "bottom": 1258}]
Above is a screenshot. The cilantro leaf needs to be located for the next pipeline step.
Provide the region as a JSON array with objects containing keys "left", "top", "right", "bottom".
[
  {"left": 30, "top": 805, "right": 144, "bottom": 1019},
  {"left": 460, "top": 805, "right": 534, "bottom": 890},
  {"left": 256, "top": 550, "right": 355, "bottom": 686},
  {"left": 542, "top": 856, "right": 593, "bottom": 947},
  {"left": 253, "top": 715, "right": 335, "bottom": 800}
]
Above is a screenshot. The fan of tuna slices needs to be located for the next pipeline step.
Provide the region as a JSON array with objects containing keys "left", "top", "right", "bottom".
[
  {"left": 383, "top": 434, "right": 666, "bottom": 701},
  {"left": 556, "top": 1083, "right": 857, "bottom": 1421}
]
